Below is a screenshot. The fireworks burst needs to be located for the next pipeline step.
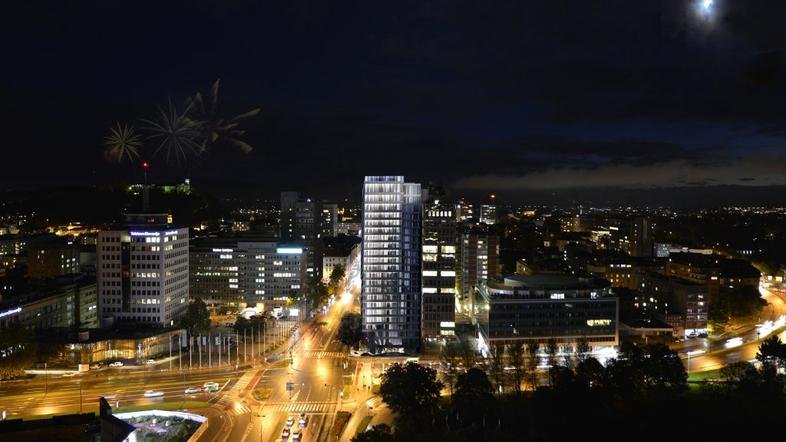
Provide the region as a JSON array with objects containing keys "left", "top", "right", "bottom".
[
  {"left": 186, "top": 79, "right": 261, "bottom": 154},
  {"left": 141, "top": 99, "right": 205, "bottom": 167},
  {"left": 103, "top": 122, "right": 143, "bottom": 163}
]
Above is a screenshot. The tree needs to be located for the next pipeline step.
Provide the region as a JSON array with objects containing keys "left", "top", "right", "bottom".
[
  {"left": 574, "top": 357, "right": 606, "bottom": 390},
  {"left": 0, "top": 324, "right": 36, "bottom": 380},
  {"left": 489, "top": 342, "right": 506, "bottom": 394},
  {"left": 576, "top": 337, "right": 591, "bottom": 363},
  {"left": 440, "top": 342, "right": 460, "bottom": 394},
  {"left": 709, "top": 285, "right": 767, "bottom": 323},
  {"left": 305, "top": 274, "right": 329, "bottom": 310},
  {"left": 458, "top": 338, "right": 477, "bottom": 368},
  {"left": 337, "top": 312, "right": 363, "bottom": 349},
  {"left": 546, "top": 338, "right": 559, "bottom": 368},
  {"left": 452, "top": 367, "right": 495, "bottom": 427},
  {"left": 756, "top": 335, "right": 786, "bottom": 366},
  {"left": 721, "top": 361, "right": 753, "bottom": 384},
  {"left": 233, "top": 316, "right": 250, "bottom": 333},
  {"left": 379, "top": 362, "right": 442, "bottom": 430},
  {"left": 351, "top": 424, "right": 395, "bottom": 442},
  {"left": 526, "top": 342, "right": 541, "bottom": 389},
  {"left": 329, "top": 264, "right": 346, "bottom": 292},
  {"left": 179, "top": 298, "right": 211, "bottom": 338},
  {"left": 508, "top": 341, "right": 525, "bottom": 393}
]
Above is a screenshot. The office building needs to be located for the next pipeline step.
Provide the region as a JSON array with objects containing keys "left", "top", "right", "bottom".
[
  {"left": 608, "top": 217, "right": 654, "bottom": 257},
  {"left": 96, "top": 213, "right": 189, "bottom": 327},
  {"left": 474, "top": 274, "right": 618, "bottom": 355},
  {"left": 361, "top": 176, "right": 422, "bottom": 353},
  {"left": 639, "top": 271, "right": 708, "bottom": 337},
  {"left": 27, "top": 240, "right": 80, "bottom": 278},
  {"left": 421, "top": 186, "right": 457, "bottom": 339},
  {"left": 458, "top": 226, "right": 499, "bottom": 304},
  {"left": 190, "top": 236, "right": 306, "bottom": 308},
  {"left": 479, "top": 194, "right": 498, "bottom": 225},
  {"left": 0, "top": 275, "right": 98, "bottom": 331},
  {"left": 455, "top": 198, "right": 474, "bottom": 222},
  {"left": 281, "top": 192, "right": 338, "bottom": 278}
]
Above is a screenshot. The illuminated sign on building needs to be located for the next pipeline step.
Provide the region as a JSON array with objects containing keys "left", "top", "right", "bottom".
[
  {"left": 276, "top": 247, "right": 303, "bottom": 254},
  {"left": 212, "top": 248, "right": 234, "bottom": 253},
  {"left": 130, "top": 231, "right": 161, "bottom": 237},
  {"left": 0, "top": 307, "right": 22, "bottom": 318},
  {"left": 587, "top": 319, "right": 612, "bottom": 327},
  {"left": 164, "top": 230, "right": 178, "bottom": 236}
]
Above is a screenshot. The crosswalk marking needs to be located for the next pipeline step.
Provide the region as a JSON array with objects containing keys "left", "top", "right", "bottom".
[
  {"left": 265, "top": 401, "right": 338, "bottom": 413},
  {"left": 304, "top": 351, "right": 346, "bottom": 359}
]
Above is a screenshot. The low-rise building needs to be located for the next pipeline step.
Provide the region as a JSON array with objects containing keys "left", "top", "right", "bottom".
[
  {"left": 0, "top": 275, "right": 98, "bottom": 331},
  {"left": 474, "top": 274, "right": 618, "bottom": 355}
]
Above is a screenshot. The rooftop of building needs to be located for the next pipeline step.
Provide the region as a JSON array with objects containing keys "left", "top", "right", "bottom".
[
  {"left": 621, "top": 317, "right": 673, "bottom": 330},
  {"left": 37, "top": 326, "right": 182, "bottom": 344},
  {"left": 668, "top": 253, "right": 760, "bottom": 278},
  {"left": 489, "top": 274, "right": 611, "bottom": 291},
  {"left": 0, "top": 274, "right": 95, "bottom": 310}
]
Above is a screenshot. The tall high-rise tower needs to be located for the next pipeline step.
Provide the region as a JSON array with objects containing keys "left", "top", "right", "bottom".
[
  {"left": 421, "top": 185, "right": 457, "bottom": 339},
  {"left": 361, "top": 176, "right": 422, "bottom": 353}
]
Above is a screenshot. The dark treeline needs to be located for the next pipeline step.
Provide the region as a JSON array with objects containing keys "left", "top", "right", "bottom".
[{"left": 354, "top": 341, "right": 786, "bottom": 442}]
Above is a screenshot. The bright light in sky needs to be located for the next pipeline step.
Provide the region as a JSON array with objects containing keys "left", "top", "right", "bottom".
[{"left": 702, "top": 0, "right": 713, "bottom": 9}]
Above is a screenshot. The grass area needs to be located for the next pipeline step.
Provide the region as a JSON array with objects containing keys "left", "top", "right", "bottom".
[
  {"left": 688, "top": 369, "right": 722, "bottom": 382},
  {"left": 331, "top": 411, "right": 352, "bottom": 440},
  {"left": 115, "top": 400, "right": 210, "bottom": 413},
  {"left": 253, "top": 387, "right": 273, "bottom": 401},
  {"left": 356, "top": 415, "right": 373, "bottom": 435}
]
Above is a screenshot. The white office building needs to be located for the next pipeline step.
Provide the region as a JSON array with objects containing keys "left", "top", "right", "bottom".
[
  {"left": 97, "top": 214, "right": 189, "bottom": 327},
  {"left": 361, "top": 176, "right": 422, "bottom": 353}
]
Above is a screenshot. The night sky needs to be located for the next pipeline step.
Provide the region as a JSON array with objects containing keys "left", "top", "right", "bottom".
[{"left": 3, "top": 1, "right": 786, "bottom": 204}]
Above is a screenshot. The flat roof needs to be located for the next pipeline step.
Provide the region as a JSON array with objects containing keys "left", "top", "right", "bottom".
[{"left": 491, "top": 274, "right": 610, "bottom": 290}]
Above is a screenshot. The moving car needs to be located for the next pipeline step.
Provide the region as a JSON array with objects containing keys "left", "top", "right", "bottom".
[
  {"left": 184, "top": 387, "right": 202, "bottom": 394},
  {"left": 61, "top": 372, "right": 76, "bottom": 377},
  {"left": 109, "top": 361, "right": 124, "bottom": 367},
  {"left": 281, "top": 428, "right": 290, "bottom": 439},
  {"left": 292, "top": 428, "right": 302, "bottom": 441},
  {"left": 298, "top": 413, "right": 308, "bottom": 428},
  {"left": 286, "top": 416, "right": 295, "bottom": 427},
  {"left": 145, "top": 359, "right": 156, "bottom": 365},
  {"left": 203, "top": 381, "right": 220, "bottom": 392},
  {"left": 144, "top": 390, "right": 164, "bottom": 398}
]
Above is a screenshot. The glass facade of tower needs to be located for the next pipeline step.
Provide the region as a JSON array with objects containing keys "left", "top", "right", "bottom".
[{"left": 361, "top": 176, "right": 422, "bottom": 352}]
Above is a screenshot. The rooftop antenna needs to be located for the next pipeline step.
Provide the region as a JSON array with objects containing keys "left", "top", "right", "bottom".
[{"left": 142, "top": 161, "right": 150, "bottom": 211}]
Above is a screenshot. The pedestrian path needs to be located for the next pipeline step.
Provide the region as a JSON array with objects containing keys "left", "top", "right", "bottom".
[{"left": 232, "top": 368, "right": 263, "bottom": 392}]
